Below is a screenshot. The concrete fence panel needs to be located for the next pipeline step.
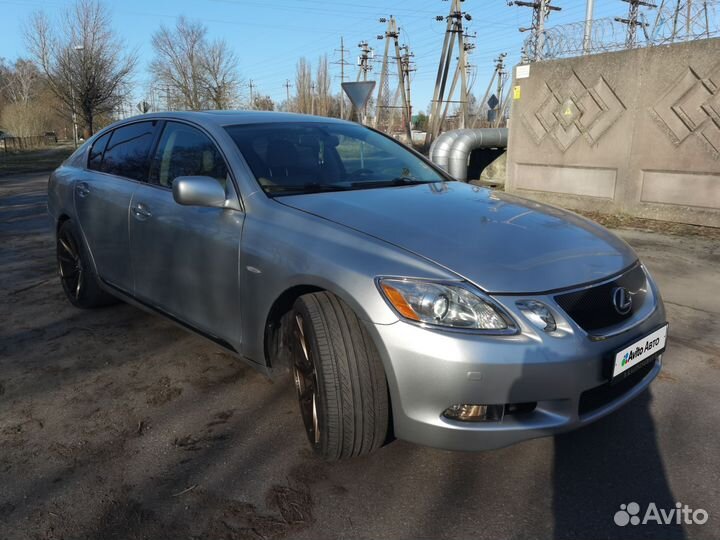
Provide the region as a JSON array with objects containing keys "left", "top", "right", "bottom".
[{"left": 506, "top": 38, "right": 720, "bottom": 227}]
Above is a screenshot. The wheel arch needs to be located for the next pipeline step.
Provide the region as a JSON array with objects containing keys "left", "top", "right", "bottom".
[
  {"left": 55, "top": 215, "right": 101, "bottom": 279},
  {"left": 56, "top": 213, "right": 71, "bottom": 235},
  {"left": 263, "top": 284, "right": 325, "bottom": 370},
  {"left": 262, "top": 281, "right": 388, "bottom": 370}
]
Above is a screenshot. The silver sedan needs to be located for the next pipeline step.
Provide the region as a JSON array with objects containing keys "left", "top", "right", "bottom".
[{"left": 48, "top": 111, "right": 668, "bottom": 460}]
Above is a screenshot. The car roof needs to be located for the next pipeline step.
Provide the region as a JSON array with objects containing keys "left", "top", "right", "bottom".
[{"left": 110, "top": 110, "right": 351, "bottom": 129}]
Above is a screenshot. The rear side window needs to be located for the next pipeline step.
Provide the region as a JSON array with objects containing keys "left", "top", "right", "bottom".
[
  {"left": 87, "top": 132, "right": 111, "bottom": 171},
  {"left": 150, "top": 122, "right": 228, "bottom": 189},
  {"left": 100, "top": 121, "right": 157, "bottom": 181}
]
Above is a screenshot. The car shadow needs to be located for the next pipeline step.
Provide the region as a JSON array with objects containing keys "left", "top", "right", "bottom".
[{"left": 552, "top": 389, "right": 684, "bottom": 539}]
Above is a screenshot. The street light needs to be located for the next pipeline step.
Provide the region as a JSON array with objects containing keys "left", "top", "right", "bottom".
[{"left": 71, "top": 45, "right": 84, "bottom": 148}]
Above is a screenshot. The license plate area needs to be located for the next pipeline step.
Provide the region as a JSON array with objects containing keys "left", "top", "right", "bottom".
[{"left": 611, "top": 324, "right": 668, "bottom": 382}]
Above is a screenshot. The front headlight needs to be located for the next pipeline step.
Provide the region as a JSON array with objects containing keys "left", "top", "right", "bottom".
[{"left": 377, "top": 278, "right": 515, "bottom": 332}]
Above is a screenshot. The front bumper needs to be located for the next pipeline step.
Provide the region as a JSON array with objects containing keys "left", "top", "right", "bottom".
[{"left": 365, "top": 291, "right": 667, "bottom": 452}]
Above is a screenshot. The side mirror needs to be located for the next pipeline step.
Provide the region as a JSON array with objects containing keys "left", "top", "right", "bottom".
[{"left": 172, "top": 176, "right": 226, "bottom": 208}]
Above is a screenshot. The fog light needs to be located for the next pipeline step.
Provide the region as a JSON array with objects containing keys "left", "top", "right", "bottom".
[{"left": 443, "top": 404, "right": 504, "bottom": 422}]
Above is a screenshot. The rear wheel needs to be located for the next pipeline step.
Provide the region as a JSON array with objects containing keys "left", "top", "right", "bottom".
[
  {"left": 56, "top": 220, "right": 117, "bottom": 308},
  {"left": 291, "top": 292, "right": 389, "bottom": 460}
]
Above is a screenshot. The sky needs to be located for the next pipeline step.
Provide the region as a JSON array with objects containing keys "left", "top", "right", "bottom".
[{"left": 0, "top": 0, "right": 629, "bottom": 114}]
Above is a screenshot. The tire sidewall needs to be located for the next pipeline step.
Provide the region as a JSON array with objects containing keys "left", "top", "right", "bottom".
[{"left": 291, "top": 300, "right": 332, "bottom": 457}]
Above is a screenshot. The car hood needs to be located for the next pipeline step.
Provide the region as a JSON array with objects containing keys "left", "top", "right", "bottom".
[{"left": 279, "top": 182, "right": 637, "bottom": 294}]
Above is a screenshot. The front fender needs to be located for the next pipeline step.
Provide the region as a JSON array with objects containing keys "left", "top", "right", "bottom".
[{"left": 239, "top": 200, "right": 456, "bottom": 363}]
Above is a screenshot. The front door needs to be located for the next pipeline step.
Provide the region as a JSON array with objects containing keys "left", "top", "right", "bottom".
[{"left": 128, "top": 121, "right": 244, "bottom": 350}]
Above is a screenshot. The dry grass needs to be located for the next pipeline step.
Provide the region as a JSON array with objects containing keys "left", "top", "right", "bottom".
[
  {"left": 575, "top": 209, "right": 720, "bottom": 241},
  {"left": 0, "top": 145, "right": 74, "bottom": 177}
]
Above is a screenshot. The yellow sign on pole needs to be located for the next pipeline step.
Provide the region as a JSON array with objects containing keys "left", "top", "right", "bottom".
[{"left": 513, "top": 86, "right": 521, "bottom": 100}]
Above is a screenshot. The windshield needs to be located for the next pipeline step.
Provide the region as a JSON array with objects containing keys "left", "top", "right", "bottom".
[{"left": 224, "top": 122, "right": 448, "bottom": 196}]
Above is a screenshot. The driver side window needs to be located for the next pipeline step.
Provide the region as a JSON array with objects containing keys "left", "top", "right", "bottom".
[{"left": 150, "top": 122, "right": 228, "bottom": 189}]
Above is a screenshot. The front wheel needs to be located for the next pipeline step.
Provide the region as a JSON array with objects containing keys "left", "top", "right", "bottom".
[{"left": 291, "top": 292, "right": 389, "bottom": 460}]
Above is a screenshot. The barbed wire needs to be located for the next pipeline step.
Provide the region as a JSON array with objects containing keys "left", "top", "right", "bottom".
[{"left": 526, "top": 0, "right": 720, "bottom": 60}]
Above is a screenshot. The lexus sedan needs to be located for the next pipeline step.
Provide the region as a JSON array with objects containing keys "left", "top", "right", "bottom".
[{"left": 48, "top": 111, "right": 667, "bottom": 460}]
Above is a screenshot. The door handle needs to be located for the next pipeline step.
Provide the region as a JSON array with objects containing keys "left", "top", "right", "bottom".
[
  {"left": 131, "top": 203, "right": 152, "bottom": 220},
  {"left": 76, "top": 182, "right": 90, "bottom": 198}
]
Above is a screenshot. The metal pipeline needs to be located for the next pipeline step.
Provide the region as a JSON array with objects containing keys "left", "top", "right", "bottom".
[
  {"left": 429, "top": 130, "right": 465, "bottom": 172},
  {"left": 446, "top": 128, "right": 508, "bottom": 181}
]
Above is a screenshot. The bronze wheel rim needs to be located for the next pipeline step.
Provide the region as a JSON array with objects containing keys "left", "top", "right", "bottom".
[
  {"left": 292, "top": 313, "right": 320, "bottom": 446},
  {"left": 57, "top": 229, "right": 83, "bottom": 300}
]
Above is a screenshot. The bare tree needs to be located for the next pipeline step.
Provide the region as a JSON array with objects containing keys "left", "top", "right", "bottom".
[
  {"left": 252, "top": 94, "right": 275, "bottom": 111},
  {"left": 0, "top": 58, "right": 62, "bottom": 137},
  {"left": 3, "top": 59, "right": 39, "bottom": 106},
  {"left": 25, "top": 0, "right": 136, "bottom": 136},
  {"left": 0, "top": 59, "right": 9, "bottom": 117},
  {"left": 1, "top": 99, "right": 55, "bottom": 138},
  {"left": 294, "top": 57, "right": 313, "bottom": 114},
  {"left": 151, "top": 17, "right": 205, "bottom": 111},
  {"left": 316, "top": 54, "right": 330, "bottom": 117},
  {"left": 202, "top": 39, "right": 241, "bottom": 109},
  {"left": 151, "top": 17, "right": 241, "bottom": 111}
]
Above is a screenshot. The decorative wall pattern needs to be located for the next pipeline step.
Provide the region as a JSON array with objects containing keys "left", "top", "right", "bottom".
[
  {"left": 523, "top": 71, "right": 626, "bottom": 152},
  {"left": 652, "top": 64, "right": 720, "bottom": 159}
]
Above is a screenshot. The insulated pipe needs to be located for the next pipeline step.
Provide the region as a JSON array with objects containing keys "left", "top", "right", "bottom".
[
  {"left": 429, "top": 130, "right": 465, "bottom": 172},
  {"left": 447, "top": 128, "right": 508, "bottom": 181}
]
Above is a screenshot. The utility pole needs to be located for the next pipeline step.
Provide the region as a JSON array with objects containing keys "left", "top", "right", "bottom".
[
  {"left": 391, "top": 30, "right": 412, "bottom": 141},
  {"left": 615, "top": 0, "right": 656, "bottom": 47},
  {"left": 437, "top": 30, "right": 475, "bottom": 133},
  {"left": 333, "top": 36, "right": 350, "bottom": 118},
  {"left": 373, "top": 15, "right": 412, "bottom": 139},
  {"left": 71, "top": 44, "right": 84, "bottom": 147},
  {"left": 583, "top": 0, "right": 595, "bottom": 54},
  {"left": 471, "top": 53, "right": 506, "bottom": 128},
  {"left": 459, "top": 32, "right": 476, "bottom": 129},
  {"left": 425, "top": 0, "right": 473, "bottom": 145},
  {"left": 375, "top": 17, "right": 394, "bottom": 130},
  {"left": 284, "top": 79, "right": 292, "bottom": 112},
  {"left": 400, "top": 45, "right": 416, "bottom": 137},
  {"left": 495, "top": 54, "right": 507, "bottom": 123},
  {"left": 356, "top": 41, "right": 373, "bottom": 82},
  {"left": 511, "top": 0, "right": 562, "bottom": 62},
  {"left": 311, "top": 82, "right": 316, "bottom": 115},
  {"left": 248, "top": 79, "right": 256, "bottom": 109}
]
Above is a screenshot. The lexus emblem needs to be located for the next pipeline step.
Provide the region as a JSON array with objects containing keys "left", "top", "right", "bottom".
[{"left": 612, "top": 287, "right": 633, "bottom": 315}]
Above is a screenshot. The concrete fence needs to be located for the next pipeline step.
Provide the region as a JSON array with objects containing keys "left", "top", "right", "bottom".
[{"left": 506, "top": 38, "right": 720, "bottom": 228}]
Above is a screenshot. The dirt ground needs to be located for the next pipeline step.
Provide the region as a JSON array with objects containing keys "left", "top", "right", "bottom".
[{"left": 1, "top": 172, "right": 720, "bottom": 540}]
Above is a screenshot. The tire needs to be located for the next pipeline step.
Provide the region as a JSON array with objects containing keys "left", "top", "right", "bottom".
[
  {"left": 56, "top": 220, "right": 117, "bottom": 309},
  {"left": 291, "top": 292, "right": 389, "bottom": 460}
]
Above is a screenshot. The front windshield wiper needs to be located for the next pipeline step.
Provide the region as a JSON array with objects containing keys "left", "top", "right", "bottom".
[
  {"left": 265, "top": 183, "right": 350, "bottom": 196},
  {"left": 349, "top": 177, "right": 439, "bottom": 188}
]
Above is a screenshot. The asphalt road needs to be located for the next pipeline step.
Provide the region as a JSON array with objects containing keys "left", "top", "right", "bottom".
[{"left": 1, "top": 173, "right": 719, "bottom": 540}]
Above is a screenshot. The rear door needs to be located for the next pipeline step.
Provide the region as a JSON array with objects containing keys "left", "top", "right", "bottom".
[
  {"left": 74, "top": 120, "right": 159, "bottom": 291},
  {"left": 128, "top": 121, "right": 244, "bottom": 350}
]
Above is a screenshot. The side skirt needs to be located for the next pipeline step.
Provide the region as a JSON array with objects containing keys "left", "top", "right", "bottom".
[{"left": 99, "top": 279, "right": 271, "bottom": 375}]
